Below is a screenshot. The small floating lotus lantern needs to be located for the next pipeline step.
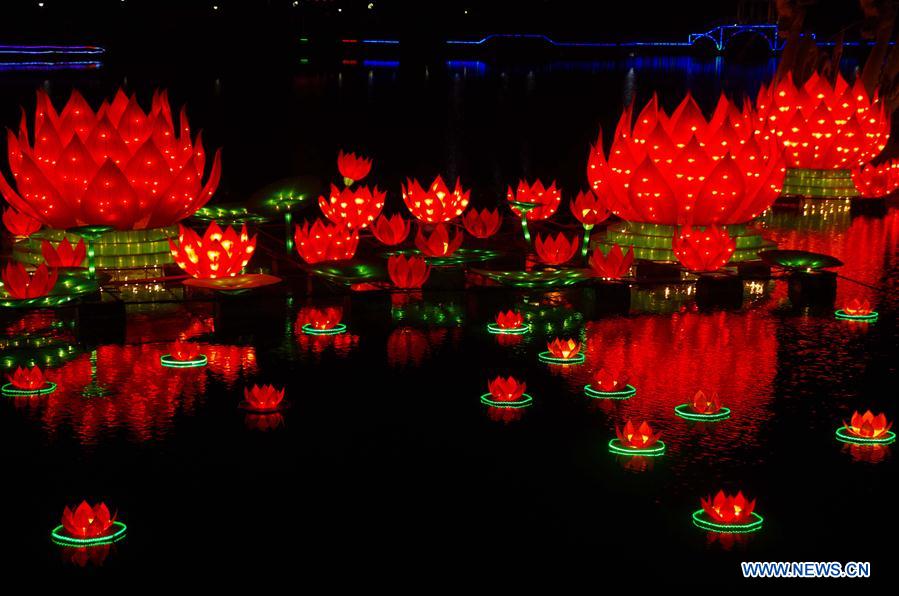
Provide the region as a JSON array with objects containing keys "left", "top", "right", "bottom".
[
  {"left": 2, "top": 365, "right": 57, "bottom": 396},
  {"left": 539, "top": 337, "right": 585, "bottom": 364},
  {"left": 240, "top": 384, "right": 287, "bottom": 413},
  {"left": 487, "top": 310, "right": 528, "bottom": 335},
  {"left": 835, "top": 298, "right": 878, "bottom": 322},
  {"left": 609, "top": 420, "right": 666, "bottom": 456},
  {"left": 588, "top": 244, "right": 634, "bottom": 280},
  {"left": 387, "top": 254, "right": 430, "bottom": 289},
  {"left": 836, "top": 410, "right": 895, "bottom": 445},
  {"left": 675, "top": 390, "right": 731, "bottom": 421},
  {"left": 480, "top": 376, "right": 533, "bottom": 409},
  {"left": 584, "top": 368, "right": 635, "bottom": 399},
  {"left": 461, "top": 207, "right": 501, "bottom": 239},
  {"left": 160, "top": 340, "right": 207, "bottom": 368},
  {"left": 372, "top": 214, "right": 411, "bottom": 246},
  {"left": 693, "top": 490, "right": 763, "bottom": 534},
  {"left": 534, "top": 232, "right": 579, "bottom": 266},
  {"left": 507, "top": 179, "right": 561, "bottom": 242},
  {"left": 300, "top": 306, "right": 347, "bottom": 335},
  {"left": 570, "top": 190, "right": 609, "bottom": 257},
  {"left": 51, "top": 501, "right": 127, "bottom": 547}
]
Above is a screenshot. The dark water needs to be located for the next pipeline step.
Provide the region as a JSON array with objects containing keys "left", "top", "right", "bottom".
[{"left": 0, "top": 56, "right": 896, "bottom": 584}]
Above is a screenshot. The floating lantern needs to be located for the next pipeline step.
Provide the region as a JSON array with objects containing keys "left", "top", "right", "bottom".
[
  {"left": 756, "top": 73, "right": 890, "bottom": 198},
  {"left": 487, "top": 310, "right": 528, "bottom": 335},
  {"left": 240, "top": 384, "right": 287, "bottom": 413},
  {"left": 480, "top": 376, "right": 533, "bottom": 408},
  {"left": 3, "top": 206, "right": 41, "bottom": 237},
  {"left": 2, "top": 365, "right": 56, "bottom": 396},
  {"left": 387, "top": 254, "right": 430, "bottom": 289},
  {"left": 169, "top": 222, "right": 256, "bottom": 279},
  {"left": 534, "top": 232, "right": 579, "bottom": 266},
  {"left": 41, "top": 238, "right": 87, "bottom": 268},
  {"left": 159, "top": 340, "right": 207, "bottom": 368},
  {"left": 609, "top": 420, "right": 666, "bottom": 456},
  {"left": 588, "top": 244, "right": 634, "bottom": 280},
  {"left": 0, "top": 88, "right": 221, "bottom": 231},
  {"left": 371, "top": 213, "right": 411, "bottom": 245},
  {"left": 674, "top": 390, "right": 731, "bottom": 421},
  {"left": 836, "top": 410, "right": 895, "bottom": 445},
  {"left": 401, "top": 176, "right": 470, "bottom": 224},
  {"left": 672, "top": 226, "right": 735, "bottom": 272},
  {"left": 294, "top": 218, "right": 360, "bottom": 264},
  {"left": 835, "top": 298, "right": 878, "bottom": 322},
  {"left": 318, "top": 183, "right": 385, "bottom": 229},
  {"left": 539, "top": 337, "right": 585, "bottom": 364},
  {"left": 693, "top": 490, "right": 763, "bottom": 534},
  {"left": 851, "top": 160, "right": 898, "bottom": 199},
  {"left": 337, "top": 150, "right": 372, "bottom": 186},
  {"left": 584, "top": 368, "right": 635, "bottom": 399},
  {"left": 461, "top": 207, "right": 501, "bottom": 239},
  {"left": 1, "top": 262, "right": 57, "bottom": 299},
  {"left": 300, "top": 307, "right": 347, "bottom": 335},
  {"left": 414, "top": 223, "right": 464, "bottom": 258},
  {"left": 570, "top": 190, "right": 609, "bottom": 257},
  {"left": 51, "top": 501, "right": 127, "bottom": 547}
]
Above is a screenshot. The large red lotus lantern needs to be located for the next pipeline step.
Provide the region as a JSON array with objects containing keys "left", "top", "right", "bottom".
[
  {"left": 588, "top": 93, "right": 783, "bottom": 226},
  {"left": 756, "top": 72, "right": 890, "bottom": 170},
  {"left": 169, "top": 222, "right": 256, "bottom": 279},
  {"left": 0, "top": 88, "right": 222, "bottom": 230},
  {"left": 401, "top": 176, "right": 470, "bottom": 223},
  {"left": 294, "top": 218, "right": 359, "bottom": 263},
  {"left": 318, "top": 184, "right": 385, "bottom": 229},
  {"left": 672, "top": 226, "right": 735, "bottom": 272}
]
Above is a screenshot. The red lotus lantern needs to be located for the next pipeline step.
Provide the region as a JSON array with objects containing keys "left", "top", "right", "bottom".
[
  {"left": 1, "top": 262, "right": 57, "bottom": 299},
  {"left": 461, "top": 207, "right": 501, "bottom": 238},
  {"left": 159, "top": 339, "right": 208, "bottom": 368},
  {"left": 371, "top": 213, "right": 410, "bottom": 245},
  {"left": 507, "top": 179, "right": 561, "bottom": 221},
  {"left": 3, "top": 206, "right": 41, "bottom": 237},
  {"left": 700, "top": 491, "right": 757, "bottom": 525},
  {"left": 837, "top": 410, "right": 895, "bottom": 444},
  {"left": 588, "top": 244, "right": 634, "bottom": 279},
  {"left": 41, "top": 238, "right": 87, "bottom": 268},
  {"left": 242, "top": 384, "right": 286, "bottom": 412},
  {"left": 401, "top": 176, "right": 470, "bottom": 223},
  {"left": 584, "top": 367, "right": 636, "bottom": 399},
  {"left": 0, "top": 89, "right": 222, "bottom": 230},
  {"left": 852, "top": 160, "right": 898, "bottom": 198},
  {"left": 61, "top": 502, "right": 116, "bottom": 539},
  {"left": 6, "top": 365, "right": 46, "bottom": 389},
  {"left": 388, "top": 254, "right": 430, "bottom": 289},
  {"left": 482, "top": 376, "right": 532, "bottom": 408},
  {"left": 337, "top": 150, "right": 372, "bottom": 185},
  {"left": 414, "top": 223, "right": 463, "bottom": 258},
  {"left": 836, "top": 298, "right": 879, "bottom": 322},
  {"left": 675, "top": 390, "right": 731, "bottom": 421},
  {"left": 610, "top": 420, "right": 664, "bottom": 455},
  {"left": 299, "top": 306, "right": 347, "bottom": 335},
  {"left": 540, "top": 337, "right": 585, "bottom": 364},
  {"left": 672, "top": 226, "right": 735, "bottom": 272},
  {"left": 756, "top": 72, "right": 890, "bottom": 171},
  {"left": 570, "top": 189, "right": 609, "bottom": 227},
  {"left": 496, "top": 311, "right": 523, "bottom": 328},
  {"left": 534, "top": 232, "right": 578, "bottom": 266},
  {"left": 294, "top": 218, "right": 360, "bottom": 264},
  {"left": 169, "top": 222, "right": 256, "bottom": 279},
  {"left": 588, "top": 93, "right": 783, "bottom": 226},
  {"left": 318, "top": 183, "right": 385, "bottom": 229}
]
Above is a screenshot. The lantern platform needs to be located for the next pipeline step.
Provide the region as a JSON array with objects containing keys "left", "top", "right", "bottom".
[
  {"left": 597, "top": 222, "right": 774, "bottom": 263},
  {"left": 779, "top": 168, "right": 859, "bottom": 200}
]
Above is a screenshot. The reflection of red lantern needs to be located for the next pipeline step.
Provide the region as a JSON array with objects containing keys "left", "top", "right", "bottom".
[
  {"left": 414, "top": 224, "right": 463, "bottom": 257},
  {"left": 386, "top": 327, "right": 431, "bottom": 368},
  {"left": 672, "top": 226, "right": 735, "bottom": 272},
  {"left": 41, "top": 238, "right": 87, "bottom": 268},
  {"left": 507, "top": 179, "right": 561, "bottom": 221},
  {"left": 756, "top": 73, "right": 890, "bottom": 170},
  {"left": 337, "top": 150, "right": 372, "bottom": 184},
  {"left": 402, "top": 176, "right": 470, "bottom": 223},
  {"left": 170, "top": 222, "right": 256, "bottom": 279},
  {"left": 244, "top": 412, "right": 285, "bottom": 431},
  {"left": 294, "top": 218, "right": 359, "bottom": 263},
  {"left": 388, "top": 254, "right": 430, "bottom": 288},
  {"left": 2, "top": 262, "right": 57, "bottom": 299},
  {"left": 0, "top": 88, "right": 221, "bottom": 230},
  {"left": 461, "top": 207, "right": 501, "bottom": 238},
  {"left": 588, "top": 93, "right": 783, "bottom": 225},
  {"left": 371, "top": 213, "right": 410, "bottom": 245},
  {"left": 534, "top": 232, "right": 578, "bottom": 265},
  {"left": 318, "top": 183, "right": 385, "bottom": 229},
  {"left": 588, "top": 244, "right": 633, "bottom": 279},
  {"left": 3, "top": 206, "right": 41, "bottom": 237}
]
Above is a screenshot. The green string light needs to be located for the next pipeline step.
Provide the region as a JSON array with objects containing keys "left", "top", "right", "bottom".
[
  {"left": 583, "top": 384, "right": 636, "bottom": 400},
  {"left": 834, "top": 310, "right": 878, "bottom": 322},
  {"left": 607, "top": 438, "right": 666, "bottom": 457},
  {"left": 159, "top": 354, "right": 208, "bottom": 368},
  {"left": 486, "top": 323, "right": 529, "bottom": 335},
  {"left": 1, "top": 381, "right": 57, "bottom": 397},
  {"left": 834, "top": 427, "right": 896, "bottom": 445},
  {"left": 479, "top": 393, "right": 534, "bottom": 408},
  {"left": 50, "top": 521, "right": 128, "bottom": 547},
  {"left": 673, "top": 404, "right": 732, "bottom": 422},
  {"left": 691, "top": 510, "right": 763, "bottom": 534},
  {"left": 301, "top": 323, "right": 347, "bottom": 336},
  {"left": 538, "top": 351, "right": 586, "bottom": 365}
]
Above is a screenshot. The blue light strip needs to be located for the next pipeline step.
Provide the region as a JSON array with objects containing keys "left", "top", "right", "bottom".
[
  {"left": 0, "top": 45, "right": 105, "bottom": 55},
  {"left": 0, "top": 61, "right": 102, "bottom": 72}
]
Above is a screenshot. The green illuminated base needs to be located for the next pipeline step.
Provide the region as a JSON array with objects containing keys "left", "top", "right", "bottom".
[
  {"left": 13, "top": 227, "right": 177, "bottom": 281},
  {"left": 470, "top": 267, "right": 590, "bottom": 289},
  {"left": 835, "top": 427, "right": 896, "bottom": 445},
  {"left": 50, "top": 521, "right": 128, "bottom": 547},
  {"left": 382, "top": 248, "right": 500, "bottom": 267},
  {"left": 584, "top": 384, "right": 636, "bottom": 399},
  {"left": 598, "top": 222, "right": 773, "bottom": 263},
  {"left": 301, "top": 323, "right": 347, "bottom": 336},
  {"left": 835, "top": 310, "right": 878, "bottom": 322},
  {"left": 1, "top": 272, "right": 99, "bottom": 309},
  {"left": 538, "top": 351, "right": 585, "bottom": 365},
  {"left": 692, "top": 510, "right": 763, "bottom": 534},
  {"left": 608, "top": 438, "right": 666, "bottom": 456},
  {"left": 674, "top": 404, "right": 731, "bottom": 421},
  {"left": 781, "top": 168, "right": 859, "bottom": 199},
  {"left": 480, "top": 393, "right": 533, "bottom": 409},
  {"left": 1, "top": 381, "right": 57, "bottom": 397},
  {"left": 486, "top": 323, "right": 529, "bottom": 335},
  {"left": 160, "top": 354, "right": 208, "bottom": 368}
]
